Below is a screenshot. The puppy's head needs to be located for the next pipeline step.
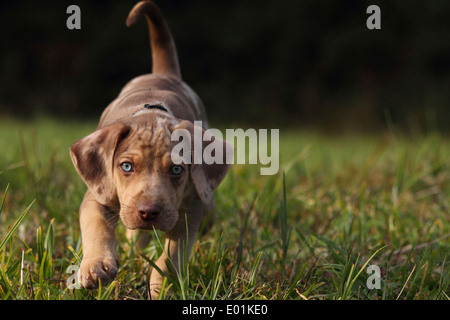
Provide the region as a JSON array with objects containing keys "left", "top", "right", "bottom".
[{"left": 70, "top": 115, "right": 232, "bottom": 231}]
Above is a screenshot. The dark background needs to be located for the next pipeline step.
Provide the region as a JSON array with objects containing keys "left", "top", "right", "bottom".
[{"left": 0, "top": 0, "right": 449, "bottom": 132}]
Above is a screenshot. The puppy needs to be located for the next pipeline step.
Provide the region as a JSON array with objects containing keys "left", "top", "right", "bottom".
[{"left": 69, "top": 1, "right": 232, "bottom": 298}]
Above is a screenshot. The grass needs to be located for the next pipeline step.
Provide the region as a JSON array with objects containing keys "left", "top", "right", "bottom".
[{"left": 0, "top": 116, "right": 449, "bottom": 300}]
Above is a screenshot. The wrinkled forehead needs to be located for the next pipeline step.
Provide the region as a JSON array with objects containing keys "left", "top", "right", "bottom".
[{"left": 116, "top": 116, "right": 178, "bottom": 158}]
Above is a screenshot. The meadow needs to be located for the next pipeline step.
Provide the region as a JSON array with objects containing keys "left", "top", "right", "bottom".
[{"left": 0, "top": 117, "right": 448, "bottom": 300}]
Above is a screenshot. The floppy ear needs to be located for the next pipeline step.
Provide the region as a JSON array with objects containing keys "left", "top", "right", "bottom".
[
  {"left": 174, "top": 121, "right": 234, "bottom": 204},
  {"left": 70, "top": 122, "right": 130, "bottom": 205}
]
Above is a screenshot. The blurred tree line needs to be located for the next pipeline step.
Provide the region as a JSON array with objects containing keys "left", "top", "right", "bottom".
[{"left": 0, "top": 0, "right": 448, "bottom": 132}]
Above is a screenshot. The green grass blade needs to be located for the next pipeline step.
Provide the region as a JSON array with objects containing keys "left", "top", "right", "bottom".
[
  {"left": 280, "top": 172, "right": 291, "bottom": 266},
  {"left": 341, "top": 259, "right": 357, "bottom": 299},
  {"left": 67, "top": 245, "right": 82, "bottom": 264},
  {"left": 0, "top": 183, "right": 10, "bottom": 216},
  {"left": 437, "top": 255, "right": 448, "bottom": 300},
  {"left": 283, "top": 262, "right": 307, "bottom": 299},
  {"left": 344, "top": 245, "right": 386, "bottom": 299},
  {"left": 99, "top": 280, "right": 117, "bottom": 300},
  {"left": 0, "top": 200, "right": 35, "bottom": 252},
  {"left": 44, "top": 218, "right": 55, "bottom": 259},
  {"left": 249, "top": 251, "right": 263, "bottom": 288},
  {"left": 36, "top": 226, "right": 43, "bottom": 264}
]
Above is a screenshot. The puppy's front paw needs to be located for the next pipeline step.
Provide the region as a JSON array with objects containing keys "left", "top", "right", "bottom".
[{"left": 77, "top": 256, "right": 118, "bottom": 289}]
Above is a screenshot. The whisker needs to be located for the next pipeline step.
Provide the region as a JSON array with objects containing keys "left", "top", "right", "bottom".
[
  {"left": 167, "top": 192, "right": 178, "bottom": 200},
  {"left": 125, "top": 193, "right": 139, "bottom": 201}
]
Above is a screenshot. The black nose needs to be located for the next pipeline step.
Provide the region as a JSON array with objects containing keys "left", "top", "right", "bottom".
[{"left": 137, "top": 203, "right": 162, "bottom": 221}]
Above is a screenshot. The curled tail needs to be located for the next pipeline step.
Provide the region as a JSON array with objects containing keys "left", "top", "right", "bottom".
[{"left": 126, "top": 1, "right": 181, "bottom": 78}]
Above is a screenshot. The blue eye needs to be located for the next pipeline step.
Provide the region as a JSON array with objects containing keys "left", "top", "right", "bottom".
[
  {"left": 120, "top": 162, "right": 134, "bottom": 172},
  {"left": 171, "top": 165, "right": 183, "bottom": 175}
]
